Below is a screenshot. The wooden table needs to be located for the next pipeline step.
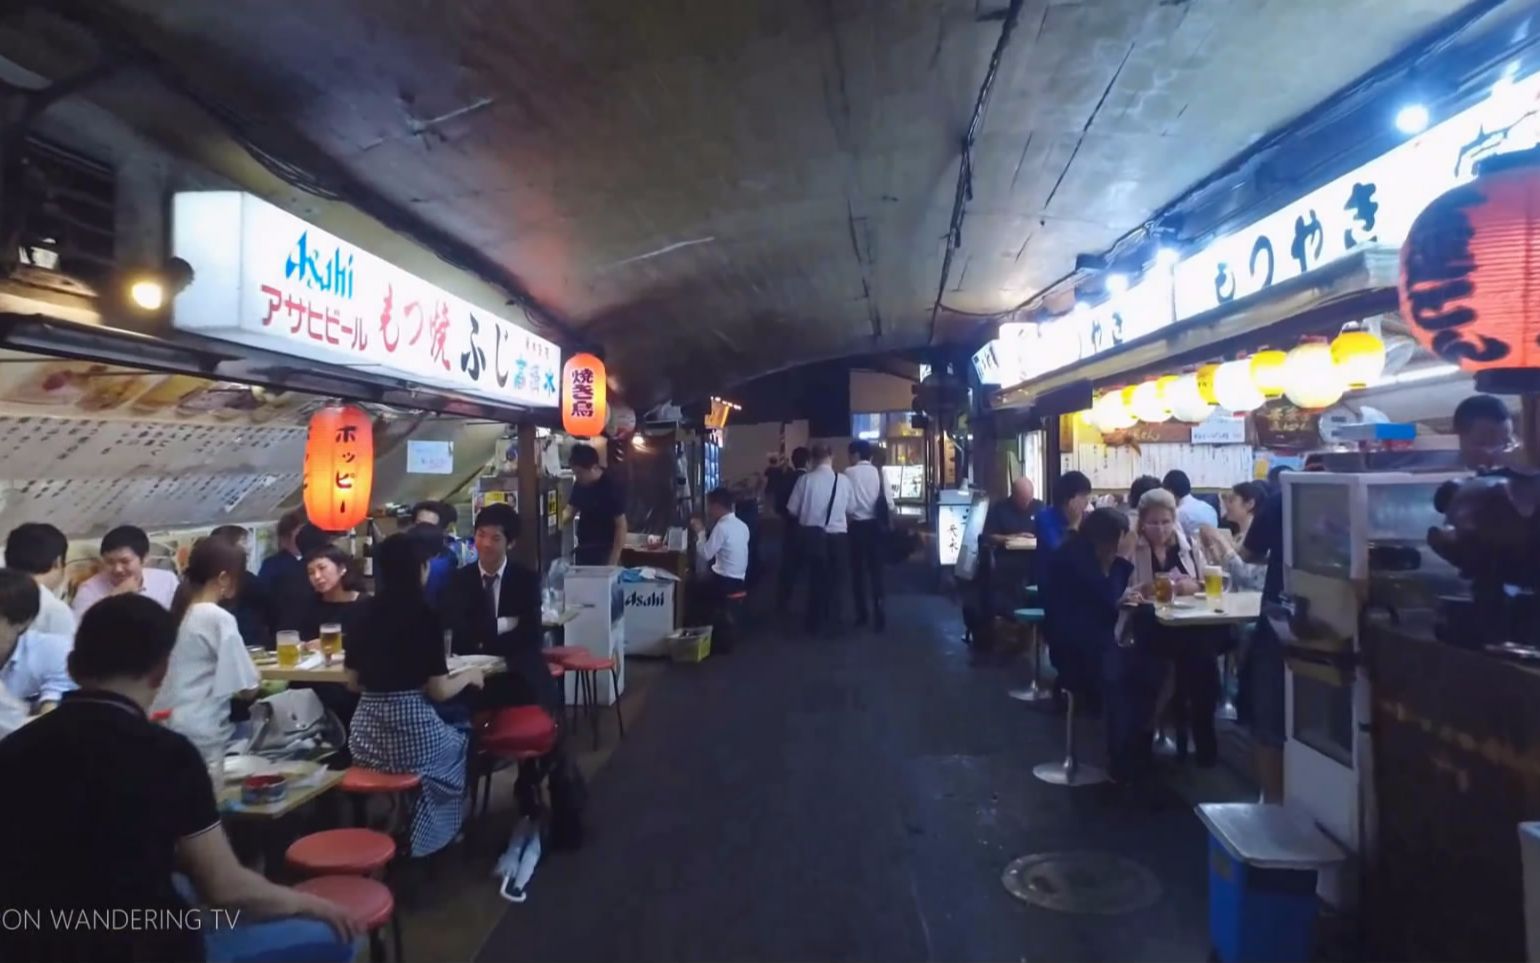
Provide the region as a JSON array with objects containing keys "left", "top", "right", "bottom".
[
  {"left": 1153, "top": 590, "right": 1262, "bottom": 627},
  {"left": 217, "top": 759, "right": 344, "bottom": 819},
  {"left": 259, "top": 653, "right": 507, "bottom": 684}
]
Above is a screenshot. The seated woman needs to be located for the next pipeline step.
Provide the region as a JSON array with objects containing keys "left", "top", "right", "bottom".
[
  {"left": 345, "top": 533, "right": 485, "bottom": 858},
  {"left": 299, "top": 545, "right": 370, "bottom": 645},
  {"left": 1197, "top": 480, "right": 1269, "bottom": 592},
  {"left": 153, "top": 538, "right": 262, "bottom": 756},
  {"left": 1130, "top": 488, "right": 1221, "bottom": 767},
  {"left": 1040, "top": 507, "right": 1135, "bottom": 717}
]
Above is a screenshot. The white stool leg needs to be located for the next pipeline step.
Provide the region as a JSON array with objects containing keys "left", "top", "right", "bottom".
[
  {"left": 1009, "top": 625, "right": 1053, "bottom": 703},
  {"left": 1033, "top": 691, "right": 1107, "bottom": 786}
]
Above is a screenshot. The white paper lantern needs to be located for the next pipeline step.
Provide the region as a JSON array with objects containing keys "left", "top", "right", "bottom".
[
  {"left": 1282, "top": 339, "right": 1346, "bottom": 409},
  {"left": 1166, "top": 373, "right": 1216, "bottom": 423},
  {"left": 1129, "top": 380, "right": 1171, "bottom": 423},
  {"left": 1214, "top": 359, "right": 1265, "bottom": 413},
  {"left": 1091, "top": 391, "right": 1136, "bottom": 431}
]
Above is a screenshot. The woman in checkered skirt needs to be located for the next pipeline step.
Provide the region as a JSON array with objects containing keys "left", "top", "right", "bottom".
[{"left": 345, "top": 532, "right": 487, "bottom": 856}]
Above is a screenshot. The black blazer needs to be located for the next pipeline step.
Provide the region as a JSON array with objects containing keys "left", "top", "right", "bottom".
[{"left": 442, "top": 560, "right": 547, "bottom": 703}]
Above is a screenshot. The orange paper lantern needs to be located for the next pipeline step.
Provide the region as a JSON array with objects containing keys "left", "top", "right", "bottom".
[
  {"left": 1400, "top": 147, "right": 1540, "bottom": 392},
  {"left": 561, "top": 353, "right": 608, "bottom": 437},
  {"left": 303, "top": 405, "right": 374, "bottom": 531}
]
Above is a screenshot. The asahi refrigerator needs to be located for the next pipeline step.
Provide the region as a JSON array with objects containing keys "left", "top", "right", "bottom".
[{"left": 562, "top": 566, "right": 626, "bottom": 704}]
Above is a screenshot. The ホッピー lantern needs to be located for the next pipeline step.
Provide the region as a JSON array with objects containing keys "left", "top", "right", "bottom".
[
  {"left": 561, "top": 353, "right": 608, "bottom": 437},
  {"left": 303, "top": 405, "right": 374, "bottom": 531},
  {"left": 1400, "top": 146, "right": 1540, "bottom": 393}
]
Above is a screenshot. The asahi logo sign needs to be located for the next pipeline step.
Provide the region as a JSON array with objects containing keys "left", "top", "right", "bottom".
[{"left": 625, "top": 590, "right": 667, "bottom": 608}]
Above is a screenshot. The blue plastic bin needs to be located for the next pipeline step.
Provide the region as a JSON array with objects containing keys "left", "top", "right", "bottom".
[{"left": 1196, "top": 804, "right": 1345, "bottom": 963}]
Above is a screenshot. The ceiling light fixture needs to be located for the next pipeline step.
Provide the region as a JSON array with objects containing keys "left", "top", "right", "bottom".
[
  {"left": 1395, "top": 103, "right": 1430, "bottom": 135},
  {"left": 1106, "top": 273, "right": 1129, "bottom": 294},
  {"left": 1154, "top": 247, "right": 1180, "bottom": 269}
]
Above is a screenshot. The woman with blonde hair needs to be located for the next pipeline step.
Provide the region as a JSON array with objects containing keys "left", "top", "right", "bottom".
[{"left": 1131, "top": 487, "right": 1222, "bottom": 767}]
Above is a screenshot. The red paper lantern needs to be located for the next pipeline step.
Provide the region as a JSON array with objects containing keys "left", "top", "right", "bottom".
[
  {"left": 561, "top": 353, "right": 608, "bottom": 437},
  {"left": 303, "top": 405, "right": 374, "bottom": 531},
  {"left": 1400, "top": 147, "right": 1540, "bottom": 393}
]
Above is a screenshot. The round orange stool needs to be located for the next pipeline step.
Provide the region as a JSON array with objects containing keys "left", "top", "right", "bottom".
[
  {"left": 339, "top": 768, "right": 422, "bottom": 840},
  {"left": 561, "top": 653, "right": 623, "bottom": 750},
  {"left": 285, "top": 828, "right": 396, "bottom": 877},
  {"left": 295, "top": 874, "right": 400, "bottom": 962}
]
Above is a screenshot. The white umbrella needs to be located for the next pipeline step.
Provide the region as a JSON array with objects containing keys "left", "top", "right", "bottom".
[{"left": 495, "top": 817, "right": 542, "bottom": 903}]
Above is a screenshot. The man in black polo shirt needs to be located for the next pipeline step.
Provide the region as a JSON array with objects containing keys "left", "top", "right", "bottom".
[
  {"left": 1236, "top": 483, "right": 1288, "bottom": 803},
  {"left": 565, "top": 443, "right": 628, "bottom": 566},
  {"left": 0, "top": 594, "right": 355, "bottom": 963}
]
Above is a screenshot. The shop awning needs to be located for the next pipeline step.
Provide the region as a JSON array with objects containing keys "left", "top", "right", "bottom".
[{"left": 990, "top": 245, "right": 1401, "bottom": 411}]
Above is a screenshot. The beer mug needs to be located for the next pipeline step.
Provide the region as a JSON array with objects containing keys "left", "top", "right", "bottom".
[
  {"left": 1153, "top": 572, "right": 1174, "bottom": 606},
  {"left": 1204, "top": 565, "right": 1225, "bottom": 610},
  {"left": 319, "top": 623, "right": 343, "bottom": 663},
  {"left": 275, "top": 630, "right": 301, "bottom": 669}
]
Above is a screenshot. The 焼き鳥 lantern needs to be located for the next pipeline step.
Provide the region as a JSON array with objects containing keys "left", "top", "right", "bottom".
[
  {"left": 303, "top": 405, "right": 374, "bottom": 531},
  {"left": 1400, "top": 147, "right": 1540, "bottom": 392},
  {"left": 561, "top": 353, "right": 608, "bottom": 437}
]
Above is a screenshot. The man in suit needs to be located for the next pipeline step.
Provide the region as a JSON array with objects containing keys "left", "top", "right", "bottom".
[{"left": 442, "top": 503, "right": 549, "bottom": 712}]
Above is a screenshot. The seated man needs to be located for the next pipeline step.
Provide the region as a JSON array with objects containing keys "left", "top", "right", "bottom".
[
  {"left": 0, "top": 594, "right": 357, "bottom": 963},
  {"left": 689, "top": 487, "right": 750, "bottom": 618},
  {"left": 0, "top": 569, "right": 74, "bottom": 736},
  {"left": 71, "top": 524, "right": 180, "bottom": 617}
]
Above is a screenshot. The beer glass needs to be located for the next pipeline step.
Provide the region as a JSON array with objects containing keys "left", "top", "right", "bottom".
[
  {"left": 275, "top": 630, "right": 301, "bottom": 669},
  {"left": 319, "top": 623, "right": 343, "bottom": 664},
  {"left": 1204, "top": 565, "right": 1224, "bottom": 610},
  {"left": 1153, "top": 572, "right": 1174, "bottom": 606}
]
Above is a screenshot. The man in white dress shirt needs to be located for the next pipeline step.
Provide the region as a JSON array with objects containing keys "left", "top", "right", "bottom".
[
  {"left": 5, "top": 522, "right": 75, "bottom": 637},
  {"left": 690, "top": 488, "right": 751, "bottom": 631},
  {"left": 785, "top": 443, "right": 851, "bottom": 635},
  {"left": 0, "top": 568, "right": 74, "bottom": 736},
  {"left": 70, "top": 525, "right": 180, "bottom": 617},
  {"left": 843, "top": 440, "right": 889, "bottom": 631},
  {"left": 1163, "top": 470, "right": 1218, "bottom": 542}
]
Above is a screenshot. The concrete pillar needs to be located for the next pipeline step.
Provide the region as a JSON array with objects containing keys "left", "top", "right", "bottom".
[{"left": 516, "top": 421, "right": 539, "bottom": 570}]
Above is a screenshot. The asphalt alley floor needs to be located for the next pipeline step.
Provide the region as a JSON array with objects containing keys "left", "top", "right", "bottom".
[{"left": 474, "top": 568, "right": 1245, "bottom": 962}]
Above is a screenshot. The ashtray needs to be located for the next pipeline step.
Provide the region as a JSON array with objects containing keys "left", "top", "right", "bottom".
[{"left": 241, "top": 773, "right": 288, "bottom": 805}]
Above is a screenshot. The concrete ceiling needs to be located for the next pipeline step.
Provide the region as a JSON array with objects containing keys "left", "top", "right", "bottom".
[{"left": 37, "top": 0, "right": 1481, "bottom": 399}]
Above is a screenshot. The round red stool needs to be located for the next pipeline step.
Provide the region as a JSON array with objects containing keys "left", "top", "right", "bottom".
[
  {"left": 542, "top": 645, "right": 585, "bottom": 663},
  {"left": 295, "top": 874, "right": 401, "bottom": 962},
  {"left": 339, "top": 768, "right": 421, "bottom": 840},
  {"left": 471, "top": 706, "right": 559, "bottom": 826},
  {"left": 560, "top": 652, "right": 624, "bottom": 750},
  {"left": 285, "top": 828, "right": 396, "bottom": 877}
]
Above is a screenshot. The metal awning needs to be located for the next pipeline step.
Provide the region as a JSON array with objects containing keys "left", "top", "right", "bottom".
[{"left": 990, "top": 245, "right": 1401, "bottom": 411}]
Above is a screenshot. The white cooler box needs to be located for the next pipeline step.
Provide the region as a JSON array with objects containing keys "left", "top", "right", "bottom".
[
  {"left": 562, "top": 566, "right": 625, "bottom": 705},
  {"left": 621, "top": 568, "right": 679, "bottom": 657}
]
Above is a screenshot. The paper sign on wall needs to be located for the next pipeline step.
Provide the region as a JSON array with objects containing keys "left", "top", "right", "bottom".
[
  {"left": 1191, "top": 414, "right": 1247, "bottom": 445},
  {"left": 406, "top": 439, "right": 455, "bottom": 475}
]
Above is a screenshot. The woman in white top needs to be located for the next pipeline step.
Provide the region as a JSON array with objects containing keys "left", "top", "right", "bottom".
[
  {"left": 152, "top": 537, "right": 260, "bottom": 755},
  {"left": 1198, "top": 481, "right": 1269, "bottom": 592}
]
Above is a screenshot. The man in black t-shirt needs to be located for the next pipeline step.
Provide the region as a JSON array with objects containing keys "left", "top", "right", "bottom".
[
  {"left": 1236, "top": 486, "right": 1287, "bottom": 803},
  {"left": 565, "top": 443, "right": 628, "bottom": 566},
  {"left": 0, "top": 595, "right": 355, "bottom": 963}
]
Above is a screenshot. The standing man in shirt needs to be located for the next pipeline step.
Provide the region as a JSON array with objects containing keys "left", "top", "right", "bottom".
[
  {"left": 786, "top": 443, "right": 851, "bottom": 635},
  {"left": 1234, "top": 481, "right": 1288, "bottom": 803},
  {"left": 5, "top": 522, "right": 75, "bottom": 637},
  {"left": 70, "top": 525, "right": 180, "bottom": 617},
  {"left": 1163, "top": 470, "right": 1218, "bottom": 541},
  {"left": 1453, "top": 393, "right": 1518, "bottom": 470},
  {"left": 844, "top": 440, "right": 889, "bottom": 630},
  {"left": 775, "top": 446, "right": 811, "bottom": 610},
  {"left": 565, "top": 443, "right": 628, "bottom": 567},
  {"left": 0, "top": 594, "right": 356, "bottom": 962}
]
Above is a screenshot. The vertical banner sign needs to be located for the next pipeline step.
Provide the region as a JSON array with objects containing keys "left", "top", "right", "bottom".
[
  {"left": 561, "top": 353, "right": 608, "bottom": 437},
  {"left": 304, "top": 405, "right": 374, "bottom": 530}
]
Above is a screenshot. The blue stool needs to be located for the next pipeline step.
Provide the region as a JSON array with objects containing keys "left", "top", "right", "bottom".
[
  {"left": 1009, "top": 607, "right": 1051, "bottom": 703},
  {"left": 1195, "top": 803, "right": 1344, "bottom": 963}
]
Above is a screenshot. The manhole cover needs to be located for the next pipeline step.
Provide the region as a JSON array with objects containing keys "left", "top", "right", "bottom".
[{"left": 1001, "top": 851, "right": 1162, "bottom": 914}]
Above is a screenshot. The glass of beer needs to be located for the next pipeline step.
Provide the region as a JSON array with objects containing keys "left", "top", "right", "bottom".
[
  {"left": 275, "top": 630, "right": 301, "bottom": 669},
  {"left": 1153, "top": 572, "right": 1174, "bottom": 606},
  {"left": 319, "top": 623, "right": 343, "bottom": 664},
  {"left": 1204, "top": 565, "right": 1225, "bottom": 610}
]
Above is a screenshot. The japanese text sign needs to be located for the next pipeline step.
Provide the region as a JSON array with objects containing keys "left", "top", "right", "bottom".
[{"left": 171, "top": 192, "right": 560, "bottom": 409}]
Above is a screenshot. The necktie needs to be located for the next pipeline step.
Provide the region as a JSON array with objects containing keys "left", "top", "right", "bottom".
[{"left": 482, "top": 572, "right": 498, "bottom": 625}]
